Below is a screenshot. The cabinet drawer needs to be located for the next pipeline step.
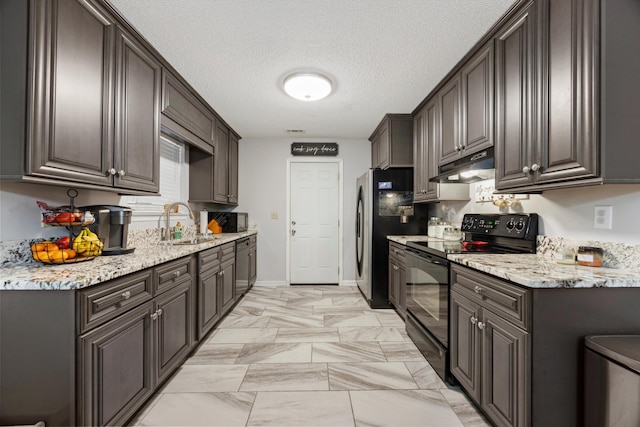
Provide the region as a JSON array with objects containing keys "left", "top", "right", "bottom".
[
  {"left": 451, "top": 265, "right": 530, "bottom": 330},
  {"left": 220, "top": 242, "right": 235, "bottom": 263},
  {"left": 78, "top": 269, "right": 153, "bottom": 334},
  {"left": 154, "top": 256, "right": 194, "bottom": 295},
  {"left": 389, "top": 242, "right": 406, "bottom": 264},
  {"left": 199, "top": 246, "right": 221, "bottom": 273}
]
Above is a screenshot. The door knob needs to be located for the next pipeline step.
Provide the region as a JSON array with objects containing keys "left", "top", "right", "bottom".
[
  {"left": 531, "top": 163, "right": 540, "bottom": 172},
  {"left": 522, "top": 166, "right": 530, "bottom": 174},
  {"left": 292, "top": 221, "right": 296, "bottom": 225},
  {"left": 291, "top": 229, "right": 296, "bottom": 236}
]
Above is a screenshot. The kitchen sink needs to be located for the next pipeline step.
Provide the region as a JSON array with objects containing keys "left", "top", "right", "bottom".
[{"left": 163, "top": 236, "right": 218, "bottom": 246}]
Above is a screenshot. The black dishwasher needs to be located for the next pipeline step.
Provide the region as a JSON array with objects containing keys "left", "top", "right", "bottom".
[{"left": 235, "top": 237, "right": 250, "bottom": 299}]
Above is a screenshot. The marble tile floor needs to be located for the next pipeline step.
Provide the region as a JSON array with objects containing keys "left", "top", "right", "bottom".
[{"left": 131, "top": 285, "right": 491, "bottom": 427}]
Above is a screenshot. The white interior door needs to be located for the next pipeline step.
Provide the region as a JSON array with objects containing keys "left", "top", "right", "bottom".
[{"left": 290, "top": 162, "right": 340, "bottom": 284}]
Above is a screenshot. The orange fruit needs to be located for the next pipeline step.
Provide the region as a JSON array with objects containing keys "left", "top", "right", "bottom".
[
  {"left": 62, "top": 249, "right": 76, "bottom": 259},
  {"left": 33, "top": 251, "right": 50, "bottom": 262},
  {"left": 49, "top": 250, "right": 67, "bottom": 262}
]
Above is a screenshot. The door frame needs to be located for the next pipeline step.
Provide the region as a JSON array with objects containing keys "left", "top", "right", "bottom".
[{"left": 286, "top": 157, "right": 344, "bottom": 285}]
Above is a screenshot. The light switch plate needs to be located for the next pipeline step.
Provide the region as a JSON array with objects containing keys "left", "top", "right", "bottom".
[{"left": 594, "top": 205, "right": 613, "bottom": 230}]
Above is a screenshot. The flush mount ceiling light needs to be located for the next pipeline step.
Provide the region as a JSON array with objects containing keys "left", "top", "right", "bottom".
[{"left": 283, "top": 72, "right": 332, "bottom": 101}]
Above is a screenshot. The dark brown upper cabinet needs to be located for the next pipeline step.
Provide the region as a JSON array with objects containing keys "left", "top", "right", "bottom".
[
  {"left": 0, "top": 0, "right": 160, "bottom": 194},
  {"left": 494, "top": 1, "right": 537, "bottom": 189},
  {"left": 414, "top": 99, "right": 471, "bottom": 203},
  {"left": 161, "top": 70, "right": 215, "bottom": 153},
  {"left": 370, "top": 114, "right": 413, "bottom": 169},
  {"left": 496, "top": 0, "right": 640, "bottom": 192},
  {"left": 461, "top": 42, "right": 494, "bottom": 157},
  {"left": 438, "top": 41, "right": 494, "bottom": 167},
  {"left": 437, "top": 75, "right": 462, "bottom": 166},
  {"left": 189, "top": 121, "right": 239, "bottom": 205}
]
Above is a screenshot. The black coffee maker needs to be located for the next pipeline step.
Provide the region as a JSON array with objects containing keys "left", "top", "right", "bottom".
[{"left": 82, "top": 205, "right": 135, "bottom": 255}]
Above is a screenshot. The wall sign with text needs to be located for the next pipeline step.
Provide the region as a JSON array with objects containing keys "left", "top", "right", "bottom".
[{"left": 291, "top": 142, "right": 339, "bottom": 156}]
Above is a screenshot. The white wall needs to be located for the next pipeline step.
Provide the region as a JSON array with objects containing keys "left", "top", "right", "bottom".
[
  {"left": 430, "top": 182, "right": 640, "bottom": 244},
  {"left": 0, "top": 182, "right": 122, "bottom": 241},
  {"left": 237, "top": 138, "right": 371, "bottom": 284}
]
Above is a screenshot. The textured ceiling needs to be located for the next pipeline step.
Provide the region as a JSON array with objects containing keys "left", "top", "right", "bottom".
[{"left": 107, "top": 0, "right": 516, "bottom": 139}]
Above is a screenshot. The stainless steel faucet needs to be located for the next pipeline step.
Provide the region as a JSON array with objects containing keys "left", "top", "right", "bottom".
[{"left": 164, "top": 202, "right": 194, "bottom": 241}]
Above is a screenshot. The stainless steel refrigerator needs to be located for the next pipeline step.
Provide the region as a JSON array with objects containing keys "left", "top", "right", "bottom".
[{"left": 355, "top": 168, "right": 427, "bottom": 308}]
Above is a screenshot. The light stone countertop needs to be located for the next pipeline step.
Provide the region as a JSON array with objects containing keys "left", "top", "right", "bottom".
[
  {"left": 447, "top": 253, "right": 640, "bottom": 289},
  {"left": 387, "top": 235, "right": 433, "bottom": 245},
  {"left": 0, "top": 231, "right": 257, "bottom": 291},
  {"left": 388, "top": 234, "right": 640, "bottom": 289}
]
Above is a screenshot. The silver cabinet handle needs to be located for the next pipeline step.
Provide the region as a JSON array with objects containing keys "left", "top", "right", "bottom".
[
  {"left": 219, "top": 270, "right": 224, "bottom": 276},
  {"left": 474, "top": 286, "right": 483, "bottom": 294},
  {"left": 150, "top": 312, "right": 158, "bottom": 320},
  {"left": 531, "top": 163, "right": 540, "bottom": 172},
  {"left": 522, "top": 166, "right": 530, "bottom": 174},
  {"left": 108, "top": 168, "right": 117, "bottom": 176},
  {"left": 174, "top": 271, "right": 181, "bottom": 278},
  {"left": 477, "top": 321, "right": 486, "bottom": 330},
  {"left": 470, "top": 316, "right": 478, "bottom": 325},
  {"left": 291, "top": 229, "right": 296, "bottom": 236},
  {"left": 157, "top": 308, "right": 163, "bottom": 317},
  {"left": 291, "top": 221, "right": 296, "bottom": 225},
  {"left": 118, "top": 169, "right": 126, "bottom": 177},
  {"left": 121, "top": 291, "right": 131, "bottom": 300}
]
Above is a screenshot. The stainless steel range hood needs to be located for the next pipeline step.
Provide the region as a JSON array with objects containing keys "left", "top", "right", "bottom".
[{"left": 430, "top": 147, "right": 495, "bottom": 184}]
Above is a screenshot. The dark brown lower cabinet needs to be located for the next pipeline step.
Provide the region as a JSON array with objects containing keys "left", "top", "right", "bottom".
[
  {"left": 387, "top": 242, "right": 406, "bottom": 319},
  {"left": 198, "top": 268, "right": 221, "bottom": 339},
  {"left": 78, "top": 301, "right": 155, "bottom": 427},
  {"left": 155, "top": 280, "right": 194, "bottom": 384},
  {"left": 78, "top": 256, "right": 195, "bottom": 426},
  {"left": 197, "top": 242, "right": 236, "bottom": 340},
  {"left": 450, "top": 263, "right": 640, "bottom": 427},
  {"left": 220, "top": 255, "right": 236, "bottom": 315},
  {"left": 249, "top": 235, "right": 257, "bottom": 287},
  {"left": 450, "top": 265, "right": 530, "bottom": 427}
]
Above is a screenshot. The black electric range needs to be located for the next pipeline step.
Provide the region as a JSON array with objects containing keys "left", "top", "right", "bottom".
[
  {"left": 403, "top": 213, "right": 538, "bottom": 385},
  {"left": 406, "top": 213, "right": 539, "bottom": 257}
]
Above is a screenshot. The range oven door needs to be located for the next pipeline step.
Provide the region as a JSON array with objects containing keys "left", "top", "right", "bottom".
[{"left": 405, "top": 248, "right": 450, "bottom": 347}]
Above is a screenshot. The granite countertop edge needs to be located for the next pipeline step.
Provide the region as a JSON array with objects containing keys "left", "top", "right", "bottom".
[
  {"left": 387, "top": 235, "right": 640, "bottom": 289},
  {"left": 1, "top": 231, "right": 257, "bottom": 291}
]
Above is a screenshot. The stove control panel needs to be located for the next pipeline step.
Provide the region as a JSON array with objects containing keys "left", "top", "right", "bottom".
[{"left": 461, "top": 213, "right": 538, "bottom": 240}]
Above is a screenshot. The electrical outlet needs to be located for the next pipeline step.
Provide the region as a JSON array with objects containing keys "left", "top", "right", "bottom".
[
  {"left": 271, "top": 212, "right": 279, "bottom": 220},
  {"left": 594, "top": 205, "right": 613, "bottom": 230}
]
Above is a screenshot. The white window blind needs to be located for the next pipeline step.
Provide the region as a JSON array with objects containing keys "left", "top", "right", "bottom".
[{"left": 126, "top": 136, "right": 188, "bottom": 218}]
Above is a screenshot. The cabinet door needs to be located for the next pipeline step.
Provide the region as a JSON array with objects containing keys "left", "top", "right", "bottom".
[
  {"left": 228, "top": 132, "right": 239, "bottom": 205},
  {"left": 438, "top": 75, "right": 461, "bottom": 166},
  {"left": 220, "top": 258, "right": 236, "bottom": 314},
  {"left": 197, "top": 269, "right": 220, "bottom": 340},
  {"left": 155, "top": 280, "right": 194, "bottom": 384},
  {"left": 397, "top": 262, "right": 406, "bottom": 318},
  {"left": 461, "top": 41, "right": 494, "bottom": 155},
  {"left": 412, "top": 107, "right": 428, "bottom": 202},
  {"left": 481, "top": 310, "right": 530, "bottom": 427},
  {"left": 161, "top": 71, "right": 215, "bottom": 144},
  {"left": 450, "top": 290, "right": 481, "bottom": 403},
  {"left": 249, "top": 241, "right": 257, "bottom": 287},
  {"left": 495, "top": 2, "right": 537, "bottom": 190},
  {"left": 213, "top": 122, "right": 229, "bottom": 203},
  {"left": 388, "top": 256, "right": 399, "bottom": 307},
  {"left": 113, "top": 29, "right": 161, "bottom": 192},
  {"left": 423, "top": 99, "right": 440, "bottom": 200},
  {"left": 78, "top": 301, "right": 154, "bottom": 427},
  {"left": 371, "top": 133, "right": 380, "bottom": 168},
  {"left": 29, "top": 0, "right": 114, "bottom": 186},
  {"left": 534, "top": 0, "right": 598, "bottom": 185},
  {"left": 378, "top": 122, "right": 390, "bottom": 169}
]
